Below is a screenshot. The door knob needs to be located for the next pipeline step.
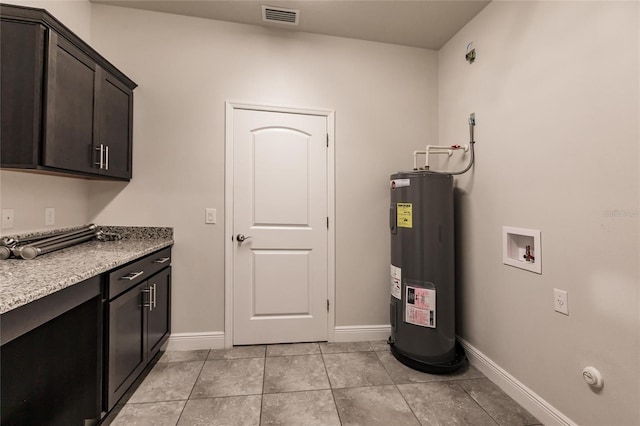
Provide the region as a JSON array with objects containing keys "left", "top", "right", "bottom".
[{"left": 236, "top": 234, "right": 252, "bottom": 243}]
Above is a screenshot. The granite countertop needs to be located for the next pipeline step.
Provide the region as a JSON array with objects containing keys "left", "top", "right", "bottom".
[{"left": 0, "top": 226, "right": 174, "bottom": 315}]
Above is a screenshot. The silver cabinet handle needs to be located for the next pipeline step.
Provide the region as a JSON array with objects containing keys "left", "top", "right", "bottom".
[
  {"left": 153, "top": 283, "right": 157, "bottom": 309},
  {"left": 153, "top": 257, "right": 170, "bottom": 264},
  {"left": 105, "top": 145, "right": 109, "bottom": 171},
  {"left": 120, "top": 270, "right": 144, "bottom": 281},
  {"left": 149, "top": 284, "right": 155, "bottom": 312},
  {"left": 95, "top": 144, "right": 104, "bottom": 169},
  {"left": 140, "top": 287, "right": 151, "bottom": 308},
  {"left": 236, "top": 234, "right": 252, "bottom": 243}
]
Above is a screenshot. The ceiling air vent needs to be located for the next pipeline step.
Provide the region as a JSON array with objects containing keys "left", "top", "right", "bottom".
[{"left": 262, "top": 5, "right": 300, "bottom": 26}]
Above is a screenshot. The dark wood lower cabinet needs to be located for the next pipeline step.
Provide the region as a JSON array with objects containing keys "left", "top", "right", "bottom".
[
  {"left": 107, "top": 280, "right": 147, "bottom": 408},
  {"left": 147, "top": 267, "right": 171, "bottom": 356},
  {"left": 105, "top": 265, "right": 171, "bottom": 411},
  {"left": 0, "top": 247, "right": 172, "bottom": 423},
  {"left": 0, "top": 277, "right": 102, "bottom": 425}
]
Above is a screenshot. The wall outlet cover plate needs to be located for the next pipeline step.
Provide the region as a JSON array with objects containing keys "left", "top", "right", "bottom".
[
  {"left": 554, "top": 288, "right": 569, "bottom": 315},
  {"left": 2, "top": 209, "right": 15, "bottom": 229}
]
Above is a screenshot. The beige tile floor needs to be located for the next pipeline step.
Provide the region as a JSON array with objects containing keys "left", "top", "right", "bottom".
[{"left": 102, "top": 341, "right": 541, "bottom": 426}]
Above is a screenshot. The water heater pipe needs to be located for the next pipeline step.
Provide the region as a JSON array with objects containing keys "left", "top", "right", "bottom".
[
  {"left": 426, "top": 145, "right": 469, "bottom": 171},
  {"left": 413, "top": 148, "right": 453, "bottom": 170},
  {"left": 413, "top": 145, "right": 468, "bottom": 171},
  {"left": 412, "top": 114, "right": 476, "bottom": 175}
]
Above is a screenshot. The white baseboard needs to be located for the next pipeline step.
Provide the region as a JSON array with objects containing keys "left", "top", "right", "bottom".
[
  {"left": 166, "top": 326, "right": 391, "bottom": 350},
  {"left": 458, "top": 337, "right": 576, "bottom": 426},
  {"left": 333, "top": 325, "right": 391, "bottom": 342},
  {"left": 165, "top": 332, "right": 225, "bottom": 351}
]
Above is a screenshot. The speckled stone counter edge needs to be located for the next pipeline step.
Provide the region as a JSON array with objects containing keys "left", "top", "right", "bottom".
[
  {"left": 1, "top": 225, "right": 173, "bottom": 241},
  {"left": 0, "top": 226, "right": 174, "bottom": 314},
  {"left": 1, "top": 224, "right": 90, "bottom": 240},
  {"left": 98, "top": 226, "right": 173, "bottom": 240}
]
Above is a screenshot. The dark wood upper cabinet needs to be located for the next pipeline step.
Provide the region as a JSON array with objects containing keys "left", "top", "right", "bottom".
[
  {"left": 0, "top": 3, "right": 137, "bottom": 181},
  {"left": 43, "top": 31, "right": 97, "bottom": 175},
  {"left": 0, "top": 19, "right": 45, "bottom": 168},
  {"left": 95, "top": 68, "right": 134, "bottom": 179}
]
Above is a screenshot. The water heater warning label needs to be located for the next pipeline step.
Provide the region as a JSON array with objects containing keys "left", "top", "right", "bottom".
[
  {"left": 405, "top": 286, "right": 436, "bottom": 328},
  {"left": 390, "top": 265, "right": 401, "bottom": 299},
  {"left": 397, "top": 203, "right": 412, "bottom": 228}
]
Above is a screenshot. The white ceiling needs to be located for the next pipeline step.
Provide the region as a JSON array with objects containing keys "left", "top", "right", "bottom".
[{"left": 90, "top": 0, "right": 491, "bottom": 50}]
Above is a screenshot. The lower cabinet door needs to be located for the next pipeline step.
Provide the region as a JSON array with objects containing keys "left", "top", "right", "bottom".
[
  {"left": 106, "top": 281, "right": 147, "bottom": 410},
  {"left": 147, "top": 267, "right": 171, "bottom": 357}
]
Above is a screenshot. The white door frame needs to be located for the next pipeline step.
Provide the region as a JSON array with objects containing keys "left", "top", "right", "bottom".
[{"left": 224, "top": 101, "right": 336, "bottom": 348}]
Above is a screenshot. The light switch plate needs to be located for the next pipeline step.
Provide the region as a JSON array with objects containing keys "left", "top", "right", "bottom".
[{"left": 205, "top": 208, "right": 217, "bottom": 224}]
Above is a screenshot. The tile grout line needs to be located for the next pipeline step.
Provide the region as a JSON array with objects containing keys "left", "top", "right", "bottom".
[
  {"left": 259, "top": 346, "right": 267, "bottom": 426},
  {"left": 459, "top": 378, "right": 541, "bottom": 426},
  {"left": 375, "top": 350, "right": 424, "bottom": 425},
  {"left": 456, "top": 380, "right": 501, "bottom": 426},
  {"left": 320, "top": 342, "right": 344, "bottom": 425},
  {"left": 174, "top": 349, "right": 211, "bottom": 426},
  {"left": 456, "top": 378, "right": 542, "bottom": 426}
]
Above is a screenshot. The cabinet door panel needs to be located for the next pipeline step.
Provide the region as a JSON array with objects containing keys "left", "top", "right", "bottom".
[
  {"left": 44, "top": 32, "right": 96, "bottom": 174},
  {"left": 96, "top": 68, "right": 133, "bottom": 179},
  {"left": 147, "top": 267, "right": 171, "bottom": 356},
  {"left": 107, "top": 281, "right": 146, "bottom": 410},
  {"left": 0, "top": 20, "right": 45, "bottom": 167}
]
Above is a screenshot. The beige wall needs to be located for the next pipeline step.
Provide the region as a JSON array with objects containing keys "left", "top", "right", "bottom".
[
  {"left": 0, "top": 0, "right": 93, "bottom": 234},
  {"left": 4, "top": 2, "right": 638, "bottom": 422},
  {"left": 0, "top": 172, "right": 91, "bottom": 233},
  {"left": 87, "top": 4, "right": 439, "bottom": 333},
  {"left": 6, "top": 0, "right": 92, "bottom": 38},
  {"left": 438, "top": 2, "right": 639, "bottom": 425}
]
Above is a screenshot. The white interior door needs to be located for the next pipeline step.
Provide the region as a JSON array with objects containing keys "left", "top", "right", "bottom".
[{"left": 232, "top": 108, "right": 328, "bottom": 345}]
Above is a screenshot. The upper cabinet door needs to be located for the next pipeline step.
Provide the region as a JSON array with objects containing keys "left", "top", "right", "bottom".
[
  {"left": 95, "top": 68, "right": 134, "bottom": 179},
  {"left": 43, "top": 32, "right": 98, "bottom": 174},
  {"left": 0, "top": 20, "right": 45, "bottom": 168}
]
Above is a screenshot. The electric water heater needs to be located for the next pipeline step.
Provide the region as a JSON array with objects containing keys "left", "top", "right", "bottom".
[{"left": 389, "top": 171, "right": 466, "bottom": 373}]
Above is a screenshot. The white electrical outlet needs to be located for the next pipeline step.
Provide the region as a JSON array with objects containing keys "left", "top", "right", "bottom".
[
  {"left": 45, "top": 207, "right": 55, "bottom": 226},
  {"left": 554, "top": 288, "right": 569, "bottom": 315},
  {"left": 205, "top": 208, "right": 217, "bottom": 224},
  {"left": 1, "top": 209, "right": 15, "bottom": 229}
]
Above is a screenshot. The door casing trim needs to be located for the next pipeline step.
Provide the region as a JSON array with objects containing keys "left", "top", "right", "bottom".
[{"left": 224, "top": 101, "right": 336, "bottom": 348}]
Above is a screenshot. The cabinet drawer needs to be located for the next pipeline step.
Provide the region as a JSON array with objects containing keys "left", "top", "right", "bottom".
[{"left": 107, "top": 247, "right": 171, "bottom": 300}]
